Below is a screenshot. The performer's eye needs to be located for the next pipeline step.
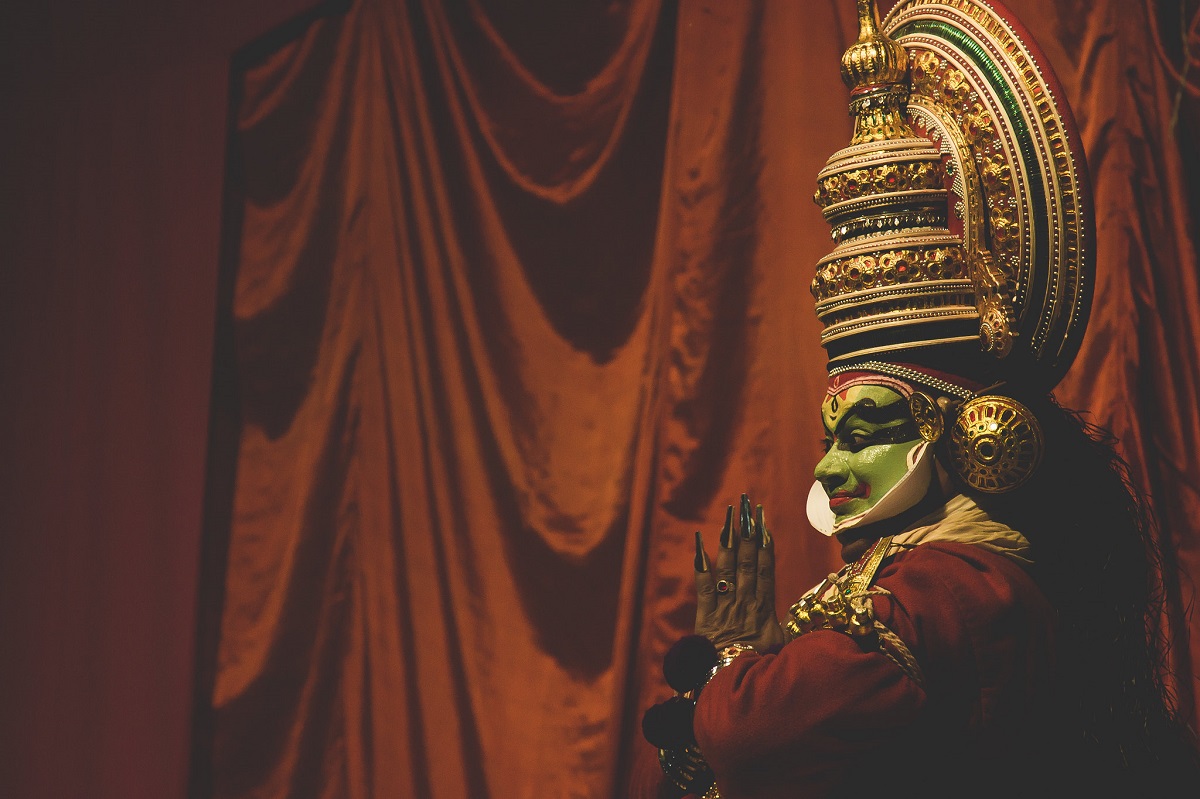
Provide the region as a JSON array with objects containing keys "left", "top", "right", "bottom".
[{"left": 838, "top": 430, "right": 884, "bottom": 452}]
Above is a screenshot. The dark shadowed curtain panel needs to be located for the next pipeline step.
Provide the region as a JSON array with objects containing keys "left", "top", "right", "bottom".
[
  {"left": 199, "top": 0, "right": 1200, "bottom": 796},
  {"left": 1030, "top": 0, "right": 1200, "bottom": 717}
]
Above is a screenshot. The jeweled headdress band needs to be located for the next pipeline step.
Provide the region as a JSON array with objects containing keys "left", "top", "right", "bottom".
[{"left": 828, "top": 360, "right": 977, "bottom": 401}]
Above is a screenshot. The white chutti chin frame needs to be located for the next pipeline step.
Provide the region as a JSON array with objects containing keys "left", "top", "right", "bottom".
[{"left": 807, "top": 441, "right": 933, "bottom": 536}]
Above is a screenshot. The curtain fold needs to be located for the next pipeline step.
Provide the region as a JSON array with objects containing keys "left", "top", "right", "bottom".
[
  {"left": 202, "top": 0, "right": 1200, "bottom": 796},
  {"left": 215, "top": 1, "right": 678, "bottom": 795},
  {"left": 428, "top": 0, "right": 663, "bottom": 200}
]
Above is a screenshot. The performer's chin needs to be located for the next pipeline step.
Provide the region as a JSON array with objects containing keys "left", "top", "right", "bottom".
[{"left": 835, "top": 529, "right": 877, "bottom": 563}]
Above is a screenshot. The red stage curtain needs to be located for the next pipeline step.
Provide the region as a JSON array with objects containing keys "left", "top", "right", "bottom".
[
  {"left": 0, "top": 3, "right": 315, "bottom": 798},
  {"left": 198, "top": 1, "right": 1200, "bottom": 796}
]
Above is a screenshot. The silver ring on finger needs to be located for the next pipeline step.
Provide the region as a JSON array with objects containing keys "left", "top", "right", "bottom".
[{"left": 716, "top": 579, "right": 735, "bottom": 595}]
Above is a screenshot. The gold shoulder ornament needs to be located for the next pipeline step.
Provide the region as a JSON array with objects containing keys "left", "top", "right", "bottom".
[{"left": 785, "top": 536, "right": 927, "bottom": 688}]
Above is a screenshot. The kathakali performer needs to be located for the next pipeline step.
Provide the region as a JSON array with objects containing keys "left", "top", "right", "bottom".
[{"left": 636, "top": 1, "right": 1200, "bottom": 796}]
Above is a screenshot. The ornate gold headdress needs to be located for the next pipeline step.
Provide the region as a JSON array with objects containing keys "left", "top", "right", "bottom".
[
  {"left": 813, "top": 0, "right": 1095, "bottom": 492},
  {"left": 813, "top": 0, "right": 1093, "bottom": 392}
]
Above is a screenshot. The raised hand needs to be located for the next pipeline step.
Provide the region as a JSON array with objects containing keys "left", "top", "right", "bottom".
[{"left": 694, "top": 493, "right": 786, "bottom": 652}]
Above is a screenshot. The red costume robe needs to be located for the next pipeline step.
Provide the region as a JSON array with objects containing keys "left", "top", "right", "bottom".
[{"left": 633, "top": 541, "right": 1059, "bottom": 798}]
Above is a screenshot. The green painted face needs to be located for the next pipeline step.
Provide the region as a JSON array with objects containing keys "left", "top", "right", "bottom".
[{"left": 815, "top": 384, "right": 921, "bottom": 521}]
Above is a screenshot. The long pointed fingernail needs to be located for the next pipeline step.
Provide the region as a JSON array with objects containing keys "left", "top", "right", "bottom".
[
  {"left": 720, "top": 505, "right": 734, "bottom": 549},
  {"left": 694, "top": 531, "right": 709, "bottom": 572},
  {"left": 740, "top": 494, "right": 753, "bottom": 540},
  {"left": 757, "top": 504, "right": 771, "bottom": 548}
]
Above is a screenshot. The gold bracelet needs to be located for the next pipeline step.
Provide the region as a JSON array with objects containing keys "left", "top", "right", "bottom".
[{"left": 707, "top": 643, "right": 755, "bottom": 681}]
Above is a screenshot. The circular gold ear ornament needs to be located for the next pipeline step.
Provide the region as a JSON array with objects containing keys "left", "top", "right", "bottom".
[
  {"left": 948, "top": 396, "right": 1043, "bottom": 493},
  {"left": 908, "top": 391, "right": 944, "bottom": 443}
]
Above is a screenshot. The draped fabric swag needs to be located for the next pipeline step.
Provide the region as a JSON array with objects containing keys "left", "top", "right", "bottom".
[{"left": 199, "top": 0, "right": 1200, "bottom": 795}]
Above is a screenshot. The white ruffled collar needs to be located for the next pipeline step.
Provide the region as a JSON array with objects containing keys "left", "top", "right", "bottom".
[{"left": 886, "top": 493, "right": 1032, "bottom": 567}]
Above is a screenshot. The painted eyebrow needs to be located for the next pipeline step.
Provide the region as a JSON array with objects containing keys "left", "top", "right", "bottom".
[{"left": 824, "top": 397, "right": 911, "bottom": 435}]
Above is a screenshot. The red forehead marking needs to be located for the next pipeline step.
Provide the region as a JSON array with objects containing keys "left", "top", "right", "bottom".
[
  {"left": 826, "top": 372, "right": 914, "bottom": 399},
  {"left": 826, "top": 364, "right": 985, "bottom": 397}
]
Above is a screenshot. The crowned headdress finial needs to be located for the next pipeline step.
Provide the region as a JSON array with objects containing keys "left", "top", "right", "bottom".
[{"left": 841, "top": 0, "right": 913, "bottom": 143}]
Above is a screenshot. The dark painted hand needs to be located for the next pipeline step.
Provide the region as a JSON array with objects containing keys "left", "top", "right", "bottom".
[{"left": 694, "top": 494, "right": 786, "bottom": 652}]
